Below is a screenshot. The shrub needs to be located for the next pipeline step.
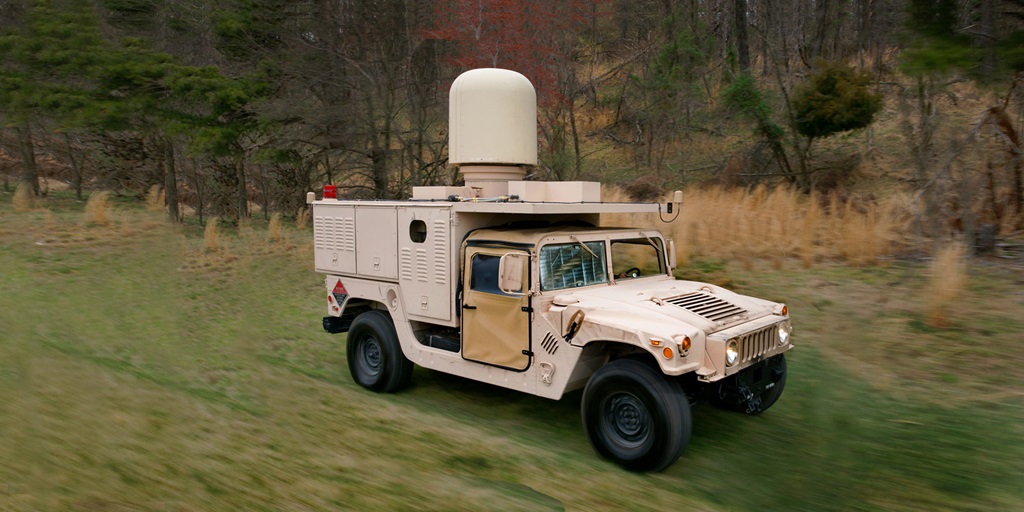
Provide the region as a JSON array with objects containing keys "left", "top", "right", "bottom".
[{"left": 791, "top": 61, "right": 882, "bottom": 140}]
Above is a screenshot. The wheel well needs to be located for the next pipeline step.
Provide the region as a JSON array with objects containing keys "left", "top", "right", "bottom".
[
  {"left": 580, "top": 340, "right": 659, "bottom": 374},
  {"left": 329, "top": 299, "right": 386, "bottom": 333},
  {"left": 589, "top": 340, "right": 652, "bottom": 363}
]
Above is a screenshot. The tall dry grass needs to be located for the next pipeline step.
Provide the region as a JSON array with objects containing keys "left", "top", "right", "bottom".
[
  {"left": 268, "top": 212, "right": 282, "bottom": 242},
  {"left": 83, "top": 191, "right": 111, "bottom": 224},
  {"left": 12, "top": 182, "right": 34, "bottom": 212},
  {"left": 924, "top": 242, "right": 967, "bottom": 327},
  {"left": 204, "top": 217, "right": 220, "bottom": 252},
  {"left": 603, "top": 185, "right": 908, "bottom": 267},
  {"left": 145, "top": 185, "right": 165, "bottom": 212},
  {"left": 296, "top": 207, "right": 309, "bottom": 230}
]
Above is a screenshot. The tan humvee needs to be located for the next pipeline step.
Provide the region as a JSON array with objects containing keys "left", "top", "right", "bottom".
[{"left": 310, "top": 69, "right": 792, "bottom": 472}]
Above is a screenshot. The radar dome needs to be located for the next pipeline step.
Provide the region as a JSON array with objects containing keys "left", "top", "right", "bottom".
[{"left": 449, "top": 68, "right": 538, "bottom": 167}]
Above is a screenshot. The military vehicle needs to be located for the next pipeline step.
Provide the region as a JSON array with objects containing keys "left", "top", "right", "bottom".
[{"left": 309, "top": 68, "right": 792, "bottom": 471}]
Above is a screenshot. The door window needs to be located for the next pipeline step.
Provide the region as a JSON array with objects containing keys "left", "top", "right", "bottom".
[{"left": 469, "top": 254, "right": 510, "bottom": 295}]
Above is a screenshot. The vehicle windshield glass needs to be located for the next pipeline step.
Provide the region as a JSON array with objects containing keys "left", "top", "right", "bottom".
[
  {"left": 539, "top": 241, "right": 608, "bottom": 291},
  {"left": 610, "top": 237, "right": 665, "bottom": 279}
]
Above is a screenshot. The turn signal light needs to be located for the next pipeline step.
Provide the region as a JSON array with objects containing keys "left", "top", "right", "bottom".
[
  {"left": 680, "top": 336, "right": 691, "bottom": 351},
  {"left": 662, "top": 347, "right": 673, "bottom": 359},
  {"left": 781, "top": 304, "right": 788, "bottom": 316}
]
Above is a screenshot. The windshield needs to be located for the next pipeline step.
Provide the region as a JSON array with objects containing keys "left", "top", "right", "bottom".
[
  {"left": 610, "top": 237, "right": 665, "bottom": 279},
  {"left": 539, "top": 241, "right": 608, "bottom": 291}
]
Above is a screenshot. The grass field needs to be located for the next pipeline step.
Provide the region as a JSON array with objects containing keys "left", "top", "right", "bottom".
[{"left": 2, "top": 190, "right": 1023, "bottom": 511}]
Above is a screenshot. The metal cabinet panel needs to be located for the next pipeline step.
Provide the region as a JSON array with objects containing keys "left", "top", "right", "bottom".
[
  {"left": 397, "top": 206, "right": 452, "bottom": 322},
  {"left": 313, "top": 205, "right": 356, "bottom": 274},
  {"left": 355, "top": 207, "right": 398, "bottom": 280}
]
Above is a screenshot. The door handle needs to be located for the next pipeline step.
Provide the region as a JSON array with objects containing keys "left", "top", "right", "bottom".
[{"left": 462, "top": 304, "right": 477, "bottom": 310}]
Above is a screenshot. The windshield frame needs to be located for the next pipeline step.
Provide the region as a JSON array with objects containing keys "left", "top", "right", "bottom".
[{"left": 536, "top": 230, "right": 669, "bottom": 293}]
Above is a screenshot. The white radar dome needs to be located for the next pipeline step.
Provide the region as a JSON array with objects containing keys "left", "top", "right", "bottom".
[{"left": 449, "top": 68, "right": 538, "bottom": 167}]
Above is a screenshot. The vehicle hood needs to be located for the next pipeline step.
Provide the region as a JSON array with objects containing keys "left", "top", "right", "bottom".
[{"left": 551, "top": 276, "right": 778, "bottom": 335}]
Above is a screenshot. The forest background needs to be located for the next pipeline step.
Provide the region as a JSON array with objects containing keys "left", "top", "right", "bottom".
[
  {"left": 2, "top": 0, "right": 1024, "bottom": 254},
  {"left": 4, "top": 2, "right": 1024, "bottom": 509}
]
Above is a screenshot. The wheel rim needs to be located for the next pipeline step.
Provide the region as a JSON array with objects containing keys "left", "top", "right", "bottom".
[
  {"left": 357, "top": 335, "right": 383, "bottom": 377},
  {"left": 601, "top": 391, "right": 651, "bottom": 449}
]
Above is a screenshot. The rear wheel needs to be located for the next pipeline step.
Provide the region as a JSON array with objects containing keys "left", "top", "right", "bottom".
[
  {"left": 346, "top": 310, "right": 413, "bottom": 392},
  {"left": 582, "top": 358, "right": 692, "bottom": 472}
]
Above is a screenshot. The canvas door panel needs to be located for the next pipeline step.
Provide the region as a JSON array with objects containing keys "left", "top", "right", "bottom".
[{"left": 462, "top": 248, "right": 530, "bottom": 370}]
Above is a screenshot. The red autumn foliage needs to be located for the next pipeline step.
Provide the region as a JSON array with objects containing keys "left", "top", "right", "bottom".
[{"left": 426, "top": 0, "right": 594, "bottom": 111}]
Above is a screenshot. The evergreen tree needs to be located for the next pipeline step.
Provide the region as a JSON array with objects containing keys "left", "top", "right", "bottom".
[
  {"left": 0, "top": 0, "right": 108, "bottom": 195},
  {"left": 791, "top": 61, "right": 882, "bottom": 141}
]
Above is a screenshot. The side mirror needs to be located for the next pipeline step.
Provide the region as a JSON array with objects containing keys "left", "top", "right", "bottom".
[
  {"left": 498, "top": 253, "right": 527, "bottom": 295},
  {"left": 668, "top": 239, "right": 677, "bottom": 269}
]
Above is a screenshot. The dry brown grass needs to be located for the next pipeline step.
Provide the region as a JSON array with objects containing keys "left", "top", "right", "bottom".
[
  {"left": 83, "top": 191, "right": 111, "bottom": 224},
  {"left": 145, "top": 185, "right": 165, "bottom": 212},
  {"left": 925, "top": 242, "right": 967, "bottom": 327},
  {"left": 268, "top": 212, "right": 282, "bottom": 242},
  {"left": 603, "top": 185, "right": 909, "bottom": 266},
  {"left": 12, "top": 182, "right": 34, "bottom": 212},
  {"left": 203, "top": 217, "right": 220, "bottom": 252},
  {"left": 296, "top": 207, "right": 309, "bottom": 230}
]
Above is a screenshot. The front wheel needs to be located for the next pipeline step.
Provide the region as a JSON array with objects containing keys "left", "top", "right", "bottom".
[
  {"left": 346, "top": 310, "right": 413, "bottom": 393},
  {"left": 582, "top": 358, "right": 692, "bottom": 472},
  {"left": 712, "top": 354, "right": 787, "bottom": 415}
]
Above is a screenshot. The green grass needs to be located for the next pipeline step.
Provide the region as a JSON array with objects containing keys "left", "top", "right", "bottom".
[{"left": 2, "top": 190, "right": 1023, "bottom": 511}]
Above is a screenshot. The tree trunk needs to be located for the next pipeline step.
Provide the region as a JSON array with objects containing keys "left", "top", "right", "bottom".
[
  {"left": 981, "top": 0, "right": 995, "bottom": 80},
  {"left": 190, "top": 159, "right": 204, "bottom": 227},
  {"left": 915, "top": 76, "right": 938, "bottom": 238},
  {"left": 987, "top": 105, "right": 1023, "bottom": 216},
  {"left": 14, "top": 123, "right": 40, "bottom": 196},
  {"left": 371, "top": 148, "right": 388, "bottom": 199},
  {"left": 163, "top": 139, "right": 180, "bottom": 223},
  {"left": 961, "top": 165, "right": 977, "bottom": 254},
  {"left": 734, "top": 0, "right": 751, "bottom": 75},
  {"left": 569, "top": 95, "right": 582, "bottom": 180},
  {"left": 64, "top": 133, "right": 83, "bottom": 200},
  {"left": 236, "top": 159, "right": 248, "bottom": 219},
  {"left": 1013, "top": 155, "right": 1023, "bottom": 217},
  {"left": 812, "top": 0, "right": 831, "bottom": 62}
]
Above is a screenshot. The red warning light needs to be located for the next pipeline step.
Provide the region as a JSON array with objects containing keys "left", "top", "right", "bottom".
[{"left": 323, "top": 184, "right": 337, "bottom": 199}]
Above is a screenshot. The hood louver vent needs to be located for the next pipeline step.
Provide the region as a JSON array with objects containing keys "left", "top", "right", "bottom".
[{"left": 666, "top": 292, "right": 747, "bottom": 322}]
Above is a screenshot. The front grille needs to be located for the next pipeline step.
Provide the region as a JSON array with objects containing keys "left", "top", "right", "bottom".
[
  {"left": 739, "top": 324, "right": 780, "bottom": 363},
  {"left": 666, "top": 292, "right": 747, "bottom": 322}
]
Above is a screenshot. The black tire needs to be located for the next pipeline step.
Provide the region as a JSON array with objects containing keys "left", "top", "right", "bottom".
[
  {"left": 753, "top": 355, "right": 786, "bottom": 413},
  {"left": 713, "top": 354, "right": 787, "bottom": 415},
  {"left": 346, "top": 310, "right": 413, "bottom": 393},
  {"left": 581, "top": 358, "right": 692, "bottom": 472}
]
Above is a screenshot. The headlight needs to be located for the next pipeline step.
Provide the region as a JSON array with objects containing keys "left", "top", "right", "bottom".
[
  {"left": 778, "top": 320, "right": 792, "bottom": 345},
  {"left": 726, "top": 340, "right": 739, "bottom": 367}
]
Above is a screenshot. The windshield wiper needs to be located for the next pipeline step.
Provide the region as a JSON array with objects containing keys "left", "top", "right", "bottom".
[{"left": 569, "top": 235, "right": 599, "bottom": 259}]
